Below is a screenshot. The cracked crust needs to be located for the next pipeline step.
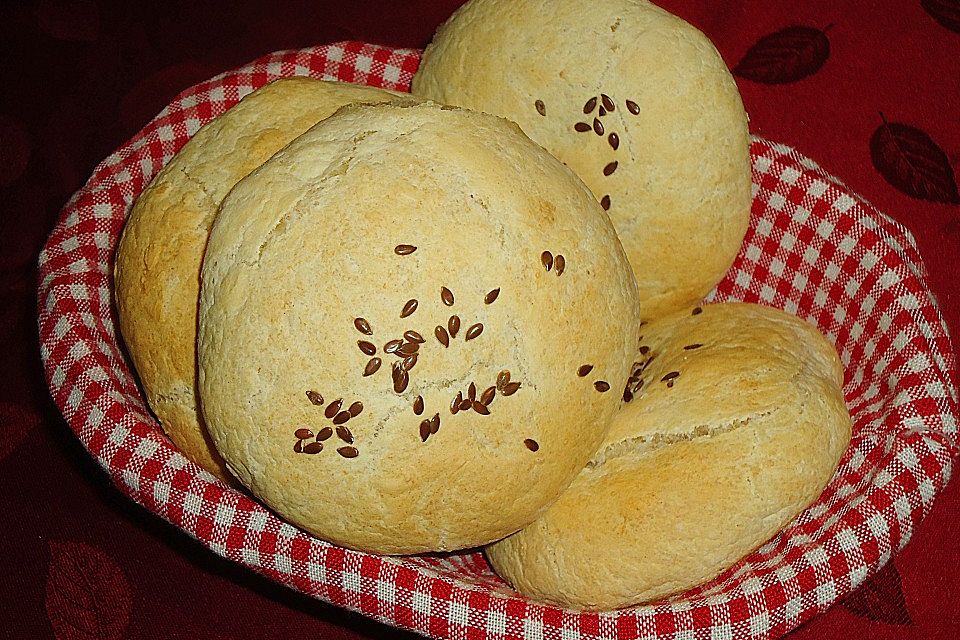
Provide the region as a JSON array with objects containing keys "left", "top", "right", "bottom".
[
  {"left": 197, "top": 102, "right": 641, "bottom": 554},
  {"left": 485, "top": 302, "right": 852, "bottom": 609},
  {"left": 412, "top": 0, "right": 751, "bottom": 319},
  {"left": 113, "top": 78, "right": 411, "bottom": 481}
]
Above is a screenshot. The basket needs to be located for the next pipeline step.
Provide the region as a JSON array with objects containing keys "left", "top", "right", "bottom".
[{"left": 37, "top": 42, "right": 959, "bottom": 640}]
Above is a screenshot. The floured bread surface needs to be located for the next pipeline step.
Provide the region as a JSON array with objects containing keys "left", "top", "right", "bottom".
[
  {"left": 413, "top": 0, "right": 751, "bottom": 320},
  {"left": 197, "top": 102, "right": 641, "bottom": 554},
  {"left": 114, "top": 78, "right": 409, "bottom": 481},
  {"left": 485, "top": 302, "right": 851, "bottom": 609}
]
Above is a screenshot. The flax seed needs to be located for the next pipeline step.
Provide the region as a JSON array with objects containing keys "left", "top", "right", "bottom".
[
  {"left": 481, "top": 386, "right": 496, "bottom": 405},
  {"left": 363, "top": 357, "right": 382, "bottom": 376},
  {"left": 541, "top": 251, "right": 553, "bottom": 271},
  {"left": 451, "top": 391, "right": 463, "bottom": 414},
  {"left": 397, "top": 341, "right": 419, "bottom": 357},
  {"left": 384, "top": 339, "right": 402, "bottom": 354},
  {"left": 394, "top": 369, "right": 409, "bottom": 393},
  {"left": 400, "top": 299, "right": 419, "bottom": 318},
  {"left": 354, "top": 318, "right": 372, "bottom": 335},
  {"left": 325, "top": 399, "right": 342, "bottom": 419},
  {"left": 440, "top": 286, "right": 455, "bottom": 306}
]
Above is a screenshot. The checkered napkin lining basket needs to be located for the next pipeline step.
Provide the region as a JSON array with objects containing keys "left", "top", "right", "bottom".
[{"left": 36, "top": 42, "right": 959, "bottom": 640}]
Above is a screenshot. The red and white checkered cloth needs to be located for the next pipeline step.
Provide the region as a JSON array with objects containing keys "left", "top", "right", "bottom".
[{"left": 36, "top": 42, "right": 959, "bottom": 640}]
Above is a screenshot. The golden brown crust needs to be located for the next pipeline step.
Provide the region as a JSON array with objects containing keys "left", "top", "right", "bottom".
[
  {"left": 197, "top": 102, "right": 641, "bottom": 554},
  {"left": 413, "top": 0, "right": 752, "bottom": 320},
  {"left": 485, "top": 302, "right": 851, "bottom": 609},
  {"left": 114, "top": 79, "right": 410, "bottom": 481}
]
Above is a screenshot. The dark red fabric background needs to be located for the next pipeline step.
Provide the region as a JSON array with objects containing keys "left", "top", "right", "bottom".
[{"left": 2, "top": 1, "right": 958, "bottom": 638}]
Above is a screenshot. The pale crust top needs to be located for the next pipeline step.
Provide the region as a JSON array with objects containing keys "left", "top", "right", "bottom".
[
  {"left": 413, "top": 0, "right": 752, "bottom": 320},
  {"left": 197, "top": 102, "right": 641, "bottom": 554},
  {"left": 114, "top": 79, "right": 409, "bottom": 480},
  {"left": 485, "top": 302, "right": 851, "bottom": 609}
]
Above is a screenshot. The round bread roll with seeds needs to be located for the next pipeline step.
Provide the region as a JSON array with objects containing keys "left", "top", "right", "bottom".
[
  {"left": 412, "top": 0, "right": 751, "bottom": 320},
  {"left": 114, "top": 78, "right": 411, "bottom": 481},
  {"left": 485, "top": 302, "right": 852, "bottom": 609},
  {"left": 197, "top": 101, "right": 641, "bottom": 554}
]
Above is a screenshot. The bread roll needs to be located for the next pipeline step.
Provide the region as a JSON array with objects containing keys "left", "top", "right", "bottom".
[
  {"left": 197, "top": 101, "right": 641, "bottom": 554},
  {"left": 412, "top": 0, "right": 751, "bottom": 320},
  {"left": 114, "top": 78, "right": 409, "bottom": 481},
  {"left": 486, "top": 302, "right": 851, "bottom": 609}
]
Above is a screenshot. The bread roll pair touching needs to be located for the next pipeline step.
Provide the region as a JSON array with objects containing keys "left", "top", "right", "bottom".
[{"left": 115, "top": 0, "right": 851, "bottom": 610}]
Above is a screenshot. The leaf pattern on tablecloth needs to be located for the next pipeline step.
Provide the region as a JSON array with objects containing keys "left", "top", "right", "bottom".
[
  {"left": 870, "top": 114, "right": 960, "bottom": 204},
  {"left": 841, "top": 561, "right": 913, "bottom": 625},
  {"left": 922, "top": 0, "right": 960, "bottom": 34},
  {"left": 0, "top": 401, "right": 41, "bottom": 462},
  {"left": 733, "top": 26, "right": 831, "bottom": 84},
  {"left": 45, "top": 541, "right": 132, "bottom": 640}
]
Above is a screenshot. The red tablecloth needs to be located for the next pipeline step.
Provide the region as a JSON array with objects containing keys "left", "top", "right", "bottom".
[{"left": 3, "top": 1, "right": 958, "bottom": 638}]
